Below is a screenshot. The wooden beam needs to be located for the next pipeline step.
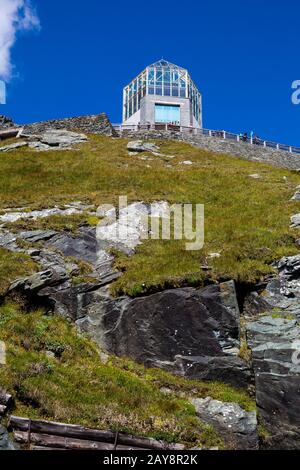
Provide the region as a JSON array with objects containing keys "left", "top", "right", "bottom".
[
  {"left": 10, "top": 416, "right": 184, "bottom": 450},
  {"left": 14, "top": 431, "right": 148, "bottom": 450}
]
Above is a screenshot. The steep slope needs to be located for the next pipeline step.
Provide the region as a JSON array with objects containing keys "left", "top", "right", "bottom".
[{"left": 0, "top": 134, "right": 300, "bottom": 449}]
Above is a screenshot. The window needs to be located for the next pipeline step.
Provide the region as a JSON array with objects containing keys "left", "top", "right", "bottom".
[{"left": 155, "top": 104, "right": 180, "bottom": 124}]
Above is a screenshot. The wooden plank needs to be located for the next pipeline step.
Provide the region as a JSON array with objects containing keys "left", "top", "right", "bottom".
[
  {"left": 10, "top": 416, "right": 184, "bottom": 450},
  {"left": 14, "top": 431, "right": 148, "bottom": 451},
  {"left": 32, "top": 446, "right": 66, "bottom": 451}
]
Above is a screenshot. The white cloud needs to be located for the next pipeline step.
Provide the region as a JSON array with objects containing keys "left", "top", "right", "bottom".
[{"left": 0, "top": 0, "right": 40, "bottom": 81}]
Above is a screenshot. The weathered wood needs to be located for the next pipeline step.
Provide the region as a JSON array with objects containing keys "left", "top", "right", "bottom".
[
  {"left": 32, "top": 446, "right": 66, "bottom": 451},
  {"left": 10, "top": 416, "right": 184, "bottom": 450},
  {"left": 14, "top": 431, "right": 147, "bottom": 451}
]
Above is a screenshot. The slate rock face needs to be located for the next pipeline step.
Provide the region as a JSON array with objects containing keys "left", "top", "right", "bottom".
[
  {"left": 174, "top": 355, "right": 251, "bottom": 388},
  {"left": 247, "top": 316, "right": 300, "bottom": 449},
  {"left": 103, "top": 285, "right": 240, "bottom": 360},
  {"left": 77, "top": 282, "right": 250, "bottom": 388},
  {"left": 192, "top": 397, "right": 258, "bottom": 450}
]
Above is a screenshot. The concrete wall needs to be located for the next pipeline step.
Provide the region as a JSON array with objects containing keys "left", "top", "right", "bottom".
[
  {"left": 122, "top": 109, "right": 141, "bottom": 126},
  {"left": 139, "top": 95, "right": 196, "bottom": 127}
]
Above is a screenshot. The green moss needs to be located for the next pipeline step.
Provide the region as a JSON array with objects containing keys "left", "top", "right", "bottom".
[
  {"left": 0, "top": 248, "right": 37, "bottom": 296},
  {"left": 257, "top": 423, "right": 271, "bottom": 442}
]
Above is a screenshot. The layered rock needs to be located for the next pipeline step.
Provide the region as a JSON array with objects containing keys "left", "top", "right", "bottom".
[
  {"left": 77, "top": 282, "right": 250, "bottom": 388},
  {"left": 247, "top": 316, "right": 300, "bottom": 449},
  {"left": 244, "top": 254, "right": 300, "bottom": 449}
]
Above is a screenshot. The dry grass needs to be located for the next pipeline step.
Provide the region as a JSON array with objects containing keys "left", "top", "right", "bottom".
[{"left": 0, "top": 248, "right": 37, "bottom": 296}]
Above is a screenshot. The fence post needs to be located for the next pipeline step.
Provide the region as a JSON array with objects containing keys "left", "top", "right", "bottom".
[
  {"left": 263, "top": 141, "right": 266, "bottom": 147},
  {"left": 250, "top": 137, "right": 253, "bottom": 145},
  {"left": 165, "top": 124, "right": 168, "bottom": 131},
  {"left": 209, "top": 130, "right": 212, "bottom": 137},
  {"left": 276, "top": 144, "right": 279, "bottom": 150},
  {"left": 289, "top": 146, "right": 292, "bottom": 153},
  {"left": 237, "top": 135, "right": 240, "bottom": 142},
  {"left": 223, "top": 131, "right": 226, "bottom": 139}
]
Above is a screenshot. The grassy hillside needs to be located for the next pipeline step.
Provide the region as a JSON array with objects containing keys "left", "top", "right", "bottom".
[
  {"left": 0, "top": 135, "right": 299, "bottom": 296},
  {"left": 0, "top": 302, "right": 255, "bottom": 448},
  {"left": 1, "top": 135, "right": 295, "bottom": 447}
]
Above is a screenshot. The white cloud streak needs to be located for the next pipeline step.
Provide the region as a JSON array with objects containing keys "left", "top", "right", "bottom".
[{"left": 0, "top": 0, "right": 40, "bottom": 80}]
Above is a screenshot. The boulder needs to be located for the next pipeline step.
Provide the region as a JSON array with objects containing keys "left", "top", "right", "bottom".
[
  {"left": 9, "top": 267, "right": 69, "bottom": 295},
  {"left": 291, "top": 189, "right": 300, "bottom": 201},
  {"left": 39, "top": 130, "right": 87, "bottom": 148},
  {"left": 192, "top": 397, "right": 258, "bottom": 450},
  {"left": 290, "top": 213, "right": 300, "bottom": 228},
  {"left": 127, "top": 141, "right": 159, "bottom": 153}
]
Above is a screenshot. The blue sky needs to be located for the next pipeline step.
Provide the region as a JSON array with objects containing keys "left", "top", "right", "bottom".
[{"left": 1, "top": 0, "right": 300, "bottom": 146}]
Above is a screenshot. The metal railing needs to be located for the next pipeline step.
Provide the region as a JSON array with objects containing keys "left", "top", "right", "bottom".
[{"left": 112, "top": 123, "right": 300, "bottom": 155}]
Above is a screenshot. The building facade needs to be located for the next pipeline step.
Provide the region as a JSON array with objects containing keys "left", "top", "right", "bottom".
[{"left": 122, "top": 60, "right": 202, "bottom": 128}]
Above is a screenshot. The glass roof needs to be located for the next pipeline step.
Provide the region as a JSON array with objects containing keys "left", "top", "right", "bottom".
[{"left": 147, "top": 59, "right": 186, "bottom": 71}]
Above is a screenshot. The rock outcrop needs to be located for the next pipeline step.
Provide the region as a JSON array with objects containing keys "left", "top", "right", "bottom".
[
  {"left": 244, "top": 254, "right": 300, "bottom": 449},
  {"left": 77, "top": 282, "right": 250, "bottom": 389},
  {"left": 192, "top": 397, "right": 258, "bottom": 450},
  {"left": 2, "top": 194, "right": 300, "bottom": 449},
  {"left": 0, "top": 130, "right": 88, "bottom": 152}
]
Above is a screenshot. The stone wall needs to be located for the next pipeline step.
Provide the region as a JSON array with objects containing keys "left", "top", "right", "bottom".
[
  {"left": 120, "top": 128, "right": 300, "bottom": 171},
  {"left": 23, "top": 113, "right": 117, "bottom": 137},
  {"left": 0, "top": 115, "right": 14, "bottom": 129}
]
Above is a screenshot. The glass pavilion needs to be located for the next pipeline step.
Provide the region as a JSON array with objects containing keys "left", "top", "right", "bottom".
[{"left": 122, "top": 60, "right": 202, "bottom": 128}]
